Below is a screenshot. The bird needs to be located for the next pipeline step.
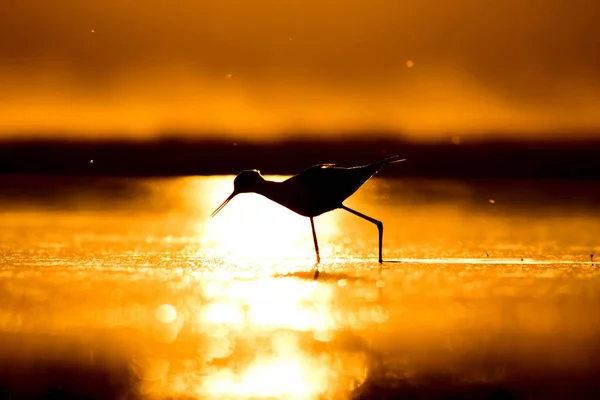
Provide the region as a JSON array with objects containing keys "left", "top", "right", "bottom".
[{"left": 210, "top": 155, "right": 406, "bottom": 263}]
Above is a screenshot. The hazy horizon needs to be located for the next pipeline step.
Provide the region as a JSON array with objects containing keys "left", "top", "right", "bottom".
[{"left": 1, "top": 0, "right": 599, "bottom": 141}]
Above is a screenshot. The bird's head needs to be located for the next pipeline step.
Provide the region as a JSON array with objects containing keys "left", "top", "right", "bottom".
[
  {"left": 233, "top": 169, "right": 264, "bottom": 193},
  {"left": 211, "top": 169, "right": 264, "bottom": 217}
]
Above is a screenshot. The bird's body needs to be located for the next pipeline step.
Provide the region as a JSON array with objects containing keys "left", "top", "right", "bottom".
[
  {"left": 254, "top": 155, "right": 403, "bottom": 216},
  {"left": 211, "top": 155, "right": 405, "bottom": 263}
]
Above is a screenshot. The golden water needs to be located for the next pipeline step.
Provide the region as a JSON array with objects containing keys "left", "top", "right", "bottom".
[{"left": 1, "top": 176, "right": 599, "bottom": 399}]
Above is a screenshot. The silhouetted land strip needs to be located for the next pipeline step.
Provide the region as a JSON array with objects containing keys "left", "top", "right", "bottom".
[{"left": 1, "top": 137, "right": 599, "bottom": 180}]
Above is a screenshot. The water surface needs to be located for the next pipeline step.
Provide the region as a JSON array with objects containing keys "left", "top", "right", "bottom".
[{"left": 1, "top": 176, "right": 599, "bottom": 399}]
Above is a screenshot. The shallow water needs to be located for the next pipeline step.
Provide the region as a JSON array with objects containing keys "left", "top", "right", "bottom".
[{"left": 1, "top": 175, "right": 599, "bottom": 399}]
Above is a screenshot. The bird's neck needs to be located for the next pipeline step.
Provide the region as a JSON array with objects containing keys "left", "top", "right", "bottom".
[{"left": 253, "top": 179, "right": 282, "bottom": 201}]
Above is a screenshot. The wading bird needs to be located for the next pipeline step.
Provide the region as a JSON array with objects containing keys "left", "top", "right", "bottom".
[{"left": 211, "top": 155, "right": 405, "bottom": 263}]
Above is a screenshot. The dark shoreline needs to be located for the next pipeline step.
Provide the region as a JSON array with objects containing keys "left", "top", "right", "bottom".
[{"left": 1, "top": 136, "right": 599, "bottom": 180}]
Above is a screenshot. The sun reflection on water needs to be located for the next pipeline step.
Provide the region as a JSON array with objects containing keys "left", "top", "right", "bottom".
[
  {"left": 197, "top": 176, "right": 341, "bottom": 262},
  {"left": 2, "top": 177, "right": 600, "bottom": 399},
  {"left": 199, "top": 278, "right": 335, "bottom": 333},
  {"left": 159, "top": 277, "right": 369, "bottom": 399},
  {"left": 201, "top": 332, "right": 331, "bottom": 400}
]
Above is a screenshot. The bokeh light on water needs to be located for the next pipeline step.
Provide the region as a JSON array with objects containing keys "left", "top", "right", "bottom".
[{"left": 0, "top": 176, "right": 599, "bottom": 399}]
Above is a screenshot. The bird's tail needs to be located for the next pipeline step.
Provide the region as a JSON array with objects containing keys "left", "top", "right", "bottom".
[
  {"left": 381, "top": 155, "right": 406, "bottom": 165},
  {"left": 362, "top": 155, "right": 406, "bottom": 175}
]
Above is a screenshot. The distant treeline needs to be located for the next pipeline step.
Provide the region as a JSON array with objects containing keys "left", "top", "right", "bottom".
[{"left": 1, "top": 136, "right": 599, "bottom": 180}]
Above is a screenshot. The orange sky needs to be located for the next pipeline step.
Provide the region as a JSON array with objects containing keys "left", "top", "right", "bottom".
[{"left": 1, "top": 0, "right": 599, "bottom": 141}]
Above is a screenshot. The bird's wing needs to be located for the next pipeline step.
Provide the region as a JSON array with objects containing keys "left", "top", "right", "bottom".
[
  {"left": 294, "top": 163, "right": 335, "bottom": 183},
  {"left": 285, "top": 157, "right": 405, "bottom": 205},
  {"left": 290, "top": 164, "right": 334, "bottom": 183},
  {"left": 289, "top": 164, "right": 363, "bottom": 199},
  {"left": 306, "top": 163, "right": 336, "bottom": 170},
  {"left": 281, "top": 164, "right": 333, "bottom": 191}
]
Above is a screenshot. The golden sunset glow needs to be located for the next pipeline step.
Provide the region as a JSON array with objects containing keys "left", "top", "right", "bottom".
[
  {"left": 2, "top": 0, "right": 600, "bottom": 394},
  {"left": 1, "top": 1, "right": 599, "bottom": 140}
]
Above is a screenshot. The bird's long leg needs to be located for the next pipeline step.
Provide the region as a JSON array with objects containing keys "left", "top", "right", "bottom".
[
  {"left": 310, "top": 217, "right": 321, "bottom": 264},
  {"left": 341, "top": 205, "right": 383, "bottom": 263}
]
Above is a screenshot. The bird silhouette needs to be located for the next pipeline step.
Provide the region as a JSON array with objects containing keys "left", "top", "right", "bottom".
[{"left": 211, "top": 155, "right": 406, "bottom": 263}]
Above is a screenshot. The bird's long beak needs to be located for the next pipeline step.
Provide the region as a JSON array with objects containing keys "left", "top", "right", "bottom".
[{"left": 211, "top": 192, "right": 237, "bottom": 218}]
